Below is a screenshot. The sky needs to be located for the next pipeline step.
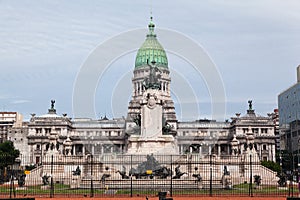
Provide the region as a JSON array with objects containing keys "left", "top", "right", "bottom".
[{"left": 0, "top": 0, "right": 300, "bottom": 121}]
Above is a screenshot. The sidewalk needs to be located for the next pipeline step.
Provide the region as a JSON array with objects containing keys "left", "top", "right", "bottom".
[{"left": 35, "top": 197, "right": 287, "bottom": 200}]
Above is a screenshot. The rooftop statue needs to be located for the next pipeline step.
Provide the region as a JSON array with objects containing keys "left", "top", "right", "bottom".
[
  {"left": 248, "top": 100, "right": 253, "bottom": 110},
  {"left": 48, "top": 99, "right": 57, "bottom": 114},
  {"left": 51, "top": 100, "right": 55, "bottom": 109}
]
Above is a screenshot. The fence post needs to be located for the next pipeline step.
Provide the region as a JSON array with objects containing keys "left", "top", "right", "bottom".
[
  {"left": 130, "top": 154, "right": 133, "bottom": 197},
  {"left": 292, "top": 154, "right": 295, "bottom": 197},
  {"left": 170, "top": 155, "right": 173, "bottom": 197},
  {"left": 249, "top": 154, "right": 253, "bottom": 197},
  {"left": 90, "top": 155, "right": 94, "bottom": 197},
  {"left": 209, "top": 154, "right": 212, "bottom": 197},
  {"left": 50, "top": 155, "right": 54, "bottom": 198}
]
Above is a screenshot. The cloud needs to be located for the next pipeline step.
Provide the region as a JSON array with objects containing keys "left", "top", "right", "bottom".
[
  {"left": 0, "top": 94, "right": 11, "bottom": 99},
  {"left": 10, "top": 100, "right": 31, "bottom": 104}
]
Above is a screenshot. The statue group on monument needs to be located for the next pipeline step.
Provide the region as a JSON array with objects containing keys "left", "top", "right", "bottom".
[
  {"left": 143, "top": 60, "right": 161, "bottom": 90},
  {"left": 116, "top": 166, "right": 129, "bottom": 179},
  {"left": 72, "top": 166, "right": 81, "bottom": 176},
  {"left": 42, "top": 174, "right": 50, "bottom": 185}
]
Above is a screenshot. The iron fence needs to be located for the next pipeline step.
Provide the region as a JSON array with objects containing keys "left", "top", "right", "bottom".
[{"left": 0, "top": 153, "right": 298, "bottom": 198}]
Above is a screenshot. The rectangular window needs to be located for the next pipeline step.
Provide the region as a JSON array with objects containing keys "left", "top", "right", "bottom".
[
  {"left": 36, "top": 156, "right": 40, "bottom": 164},
  {"left": 45, "top": 128, "right": 51, "bottom": 133},
  {"left": 55, "top": 128, "right": 61, "bottom": 133},
  {"left": 182, "top": 131, "right": 188, "bottom": 136},
  {"left": 210, "top": 131, "right": 217, "bottom": 137},
  {"left": 252, "top": 128, "right": 259, "bottom": 133},
  {"left": 263, "top": 156, "right": 267, "bottom": 161},
  {"left": 36, "top": 128, "right": 42, "bottom": 133},
  {"left": 243, "top": 128, "right": 249, "bottom": 133},
  {"left": 263, "top": 145, "right": 267, "bottom": 150},
  {"left": 261, "top": 128, "right": 268, "bottom": 134}
]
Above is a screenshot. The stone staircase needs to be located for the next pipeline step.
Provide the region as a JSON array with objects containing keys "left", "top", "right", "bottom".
[
  {"left": 25, "top": 165, "right": 43, "bottom": 186},
  {"left": 79, "top": 178, "right": 202, "bottom": 190}
]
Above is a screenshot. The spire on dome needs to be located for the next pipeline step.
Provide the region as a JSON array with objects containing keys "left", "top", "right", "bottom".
[{"left": 147, "top": 16, "right": 156, "bottom": 37}]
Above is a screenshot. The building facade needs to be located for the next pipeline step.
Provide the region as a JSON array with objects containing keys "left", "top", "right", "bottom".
[
  {"left": 278, "top": 66, "right": 300, "bottom": 152},
  {"left": 0, "top": 112, "right": 23, "bottom": 143},
  {"left": 6, "top": 18, "right": 277, "bottom": 165}
]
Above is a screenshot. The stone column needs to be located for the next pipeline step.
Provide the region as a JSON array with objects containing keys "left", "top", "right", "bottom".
[
  {"left": 82, "top": 145, "right": 85, "bottom": 155},
  {"left": 268, "top": 144, "right": 272, "bottom": 161},
  {"left": 73, "top": 145, "right": 76, "bottom": 155},
  {"left": 134, "top": 83, "right": 137, "bottom": 95},
  {"left": 166, "top": 83, "right": 169, "bottom": 94},
  {"left": 92, "top": 145, "right": 95, "bottom": 155},
  {"left": 218, "top": 144, "right": 221, "bottom": 156},
  {"left": 227, "top": 145, "right": 230, "bottom": 155},
  {"left": 208, "top": 145, "right": 212, "bottom": 155},
  {"left": 259, "top": 144, "right": 262, "bottom": 160},
  {"left": 199, "top": 145, "right": 202, "bottom": 157},
  {"left": 272, "top": 144, "right": 276, "bottom": 161}
]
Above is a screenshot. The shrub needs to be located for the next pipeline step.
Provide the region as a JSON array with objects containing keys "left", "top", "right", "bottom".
[{"left": 261, "top": 160, "right": 281, "bottom": 175}]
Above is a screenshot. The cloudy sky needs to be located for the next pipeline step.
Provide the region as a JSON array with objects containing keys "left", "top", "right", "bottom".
[{"left": 0, "top": 0, "right": 299, "bottom": 121}]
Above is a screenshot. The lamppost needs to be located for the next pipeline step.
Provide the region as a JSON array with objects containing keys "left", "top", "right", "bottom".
[
  {"left": 279, "top": 150, "right": 283, "bottom": 174},
  {"left": 298, "top": 138, "right": 300, "bottom": 195},
  {"left": 9, "top": 159, "right": 20, "bottom": 198}
]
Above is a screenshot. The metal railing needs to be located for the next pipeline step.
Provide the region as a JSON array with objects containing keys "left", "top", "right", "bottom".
[{"left": 0, "top": 153, "right": 298, "bottom": 198}]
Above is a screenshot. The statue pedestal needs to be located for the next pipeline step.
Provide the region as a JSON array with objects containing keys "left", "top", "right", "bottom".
[
  {"left": 70, "top": 176, "right": 81, "bottom": 189},
  {"left": 16, "top": 187, "right": 27, "bottom": 190},
  {"left": 127, "top": 89, "right": 178, "bottom": 155},
  {"left": 221, "top": 174, "right": 232, "bottom": 189},
  {"left": 127, "top": 135, "right": 178, "bottom": 154},
  {"left": 41, "top": 185, "right": 50, "bottom": 190}
]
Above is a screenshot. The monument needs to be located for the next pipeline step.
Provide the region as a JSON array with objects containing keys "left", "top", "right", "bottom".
[{"left": 127, "top": 61, "right": 178, "bottom": 154}]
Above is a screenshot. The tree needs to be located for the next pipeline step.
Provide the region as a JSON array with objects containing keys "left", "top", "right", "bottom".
[
  {"left": 0, "top": 141, "right": 20, "bottom": 170},
  {"left": 261, "top": 160, "right": 281, "bottom": 175}
]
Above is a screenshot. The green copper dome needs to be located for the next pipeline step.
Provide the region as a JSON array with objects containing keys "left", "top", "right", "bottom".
[{"left": 135, "top": 17, "right": 168, "bottom": 69}]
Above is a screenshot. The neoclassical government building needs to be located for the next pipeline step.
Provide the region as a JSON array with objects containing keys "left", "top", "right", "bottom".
[{"left": 9, "top": 18, "right": 277, "bottom": 165}]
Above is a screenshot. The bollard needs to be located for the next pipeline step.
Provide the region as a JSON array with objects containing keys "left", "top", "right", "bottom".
[
  {"left": 158, "top": 191, "right": 173, "bottom": 200},
  {"left": 158, "top": 191, "right": 167, "bottom": 200}
]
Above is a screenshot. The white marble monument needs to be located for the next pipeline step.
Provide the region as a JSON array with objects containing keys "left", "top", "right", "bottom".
[{"left": 127, "top": 62, "right": 178, "bottom": 154}]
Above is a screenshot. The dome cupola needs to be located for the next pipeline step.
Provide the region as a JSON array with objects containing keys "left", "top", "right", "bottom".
[{"left": 135, "top": 17, "right": 168, "bottom": 69}]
